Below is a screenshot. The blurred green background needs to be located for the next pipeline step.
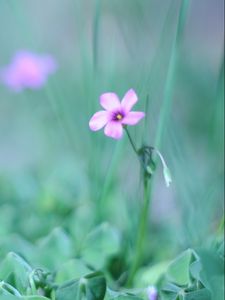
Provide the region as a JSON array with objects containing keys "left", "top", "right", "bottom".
[{"left": 0, "top": 0, "right": 224, "bottom": 292}]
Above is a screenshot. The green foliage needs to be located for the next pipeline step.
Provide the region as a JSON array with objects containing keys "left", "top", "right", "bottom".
[
  {"left": 159, "top": 248, "right": 224, "bottom": 300},
  {"left": 55, "top": 259, "right": 91, "bottom": 284},
  {"left": 81, "top": 223, "right": 121, "bottom": 269},
  {"left": 0, "top": 0, "right": 224, "bottom": 299},
  {"left": 55, "top": 271, "right": 106, "bottom": 300},
  {"left": 0, "top": 252, "right": 31, "bottom": 294},
  {"left": 135, "top": 261, "right": 170, "bottom": 287},
  {"left": 0, "top": 242, "right": 223, "bottom": 300},
  {"left": 34, "top": 227, "right": 73, "bottom": 270},
  {"left": 166, "top": 249, "right": 194, "bottom": 286}
]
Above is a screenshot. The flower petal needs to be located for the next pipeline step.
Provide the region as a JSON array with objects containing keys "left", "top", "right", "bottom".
[
  {"left": 122, "top": 111, "right": 145, "bottom": 125},
  {"left": 121, "top": 89, "right": 138, "bottom": 112},
  {"left": 100, "top": 93, "right": 121, "bottom": 111},
  {"left": 89, "top": 111, "right": 109, "bottom": 131},
  {"left": 0, "top": 67, "right": 23, "bottom": 91},
  {"left": 104, "top": 121, "right": 123, "bottom": 139}
]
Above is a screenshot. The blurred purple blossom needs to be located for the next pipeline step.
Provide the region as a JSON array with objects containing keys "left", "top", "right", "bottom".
[
  {"left": 146, "top": 286, "right": 158, "bottom": 300},
  {"left": 0, "top": 50, "right": 57, "bottom": 92}
]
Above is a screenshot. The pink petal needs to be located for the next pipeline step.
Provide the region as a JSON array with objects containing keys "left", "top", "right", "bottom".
[
  {"left": 89, "top": 111, "right": 109, "bottom": 131},
  {"left": 100, "top": 93, "right": 121, "bottom": 111},
  {"left": 122, "top": 111, "right": 145, "bottom": 125},
  {"left": 121, "top": 89, "right": 138, "bottom": 112},
  {"left": 38, "top": 55, "right": 57, "bottom": 74},
  {"left": 0, "top": 67, "right": 23, "bottom": 91},
  {"left": 104, "top": 121, "right": 123, "bottom": 139}
]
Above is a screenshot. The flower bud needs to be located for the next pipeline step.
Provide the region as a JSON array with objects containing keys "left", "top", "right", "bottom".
[{"left": 146, "top": 286, "right": 158, "bottom": 300}]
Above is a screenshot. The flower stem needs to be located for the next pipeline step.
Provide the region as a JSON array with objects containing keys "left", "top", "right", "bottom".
[
  {"left": 124, "top": 127, "right": 138, "bottom": 155},
  {"left": 127, "top": 177, "right": 151, "bottom": 286},
  {"left": 125, "top": 128, "right": 153, "bottom": 285}
]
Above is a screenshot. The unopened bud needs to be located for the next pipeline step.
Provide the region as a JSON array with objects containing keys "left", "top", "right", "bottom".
[{"left": 146, "top": 286, "right": 158, "bottom": 300}]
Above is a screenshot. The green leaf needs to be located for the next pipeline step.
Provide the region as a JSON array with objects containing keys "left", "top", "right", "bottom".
[
  {"left": 194, "top": 250, "right": 224, "bottom": 300},
  {"left": 0, "top": 282, "right": 21, "bottom": 297},
  {"left": 0, "top": 234, "right": 35, "bottom": 263},
  {"left": 82, "top": 223, "right": 120, "bottom": 269},
  {"left": 55, "top": 259, "right": 91, "bottom": 284},
  {"left": 56, "top": 271, "right": 106, "bottom": 300},
  {"left": 166, "top": 249, "right": 194, "bottom": 286},
  {"left": 189, "top": 259, "right": 201, "bottom": 282},
  {"left": 111, "top": 297, "right": 143, "bottom": 300},
  {"left": 105, "top": 288, "right": 144, "bottom": 300},
  {"left": 0, "top": 295, "right": 20, "bottom": 300},
  {"left": 84, "top": 272, "right": 106, "bottom": 300},
  {"left": 56, "top": 279, "right": 80, "bottom": 300},
  {"left": 35, "top": 227, "right": 72, "bottom": 270},
  {"left": 135, "top": 261, "right": 170, "bottom": 286},
  {"left": 0, "top": 252, "right": 32, "bottom": 294},
  {"left": 184, "top": 288, "right": 211, "bottom": 300},
  {"left": 22, "top": 297, "right": 50, "bottom": 300},
  {"left": 162, "top": 282, "right": 182, "bottom": 294},
  {"left": 159, "top": 293, "right": 180, "bottom": 300},
  {"left": 106, "top": 293, "right": 143, "bottom": 300}
]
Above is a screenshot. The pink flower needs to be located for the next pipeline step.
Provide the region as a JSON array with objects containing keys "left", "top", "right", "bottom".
[
  {"left": 0, "top": 50, "right": 57, "bottom": 92},
  {"left": 89, "top": 89, "right": 145, "bottom": 139}
]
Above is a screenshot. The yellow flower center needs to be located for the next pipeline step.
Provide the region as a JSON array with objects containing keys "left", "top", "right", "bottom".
[{"left": 116, "top": 113, "right": 123, "bottom": 120}]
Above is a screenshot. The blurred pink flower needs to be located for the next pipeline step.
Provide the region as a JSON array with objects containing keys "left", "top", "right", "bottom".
[
  {"left": 89, "top": 89, "right": 145, "bottom": 139},
  {"left": 0, "top": 50, "right": 57, "bottom": 92}
]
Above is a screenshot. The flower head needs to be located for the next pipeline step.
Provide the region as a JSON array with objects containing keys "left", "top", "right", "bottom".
[
  {"left": 146, "top": 286, "right": 158, "bottom": 300},
  {"left": 0, "top": 50, "right": 57, "bottom": 92},
  {"left": 89, "top": 89, "right": 145, "bottom": 139}
]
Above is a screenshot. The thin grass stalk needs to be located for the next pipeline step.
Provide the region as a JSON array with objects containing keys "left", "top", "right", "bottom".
[
  {"left": 154, "top": 0, "right": 190, "bottom": 150},
  {"left": 93, "top": 0, "right": 102, "bottom": 73},
  {"left": 97, "top": 140, "right": 124, "bottom": 222},
  {"left": 91, "top": 0, "right": 109, "bottom": 223}
]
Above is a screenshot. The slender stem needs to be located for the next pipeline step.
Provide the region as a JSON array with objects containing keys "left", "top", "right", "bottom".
[
  {"left": 125, "top": 127, "right": 138, "bottom": 155},
  {"left": 93, "top": 0, "right": 101, "bottom": 72},
  {"left": 126, "top": 0, "right": 189, "bottom": 287},
  {"left": 124, "top": 127, "right": 153, "bottom": 285},
  {"left": 127, "top": 178, "right": 151, "bottom": 286},
  {"left": 97, "top": 141, "right": 123, "bottom": 222}
]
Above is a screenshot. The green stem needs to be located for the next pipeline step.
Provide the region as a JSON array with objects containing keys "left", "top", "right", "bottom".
[
  {"left": 126, "top": 0, "right": 190, "bottom": 287},
  {"left": 93, "top": 0, "right": 101, "bottom": 72},
  {"left": 124, "top": 127, "right": 138, "bottom": 155},
  {"left": 127, "top": 178, "right": 151, "bottom": 286},
  {"left": 124, "top": 128, "right": 152, "bottom": 285}
]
